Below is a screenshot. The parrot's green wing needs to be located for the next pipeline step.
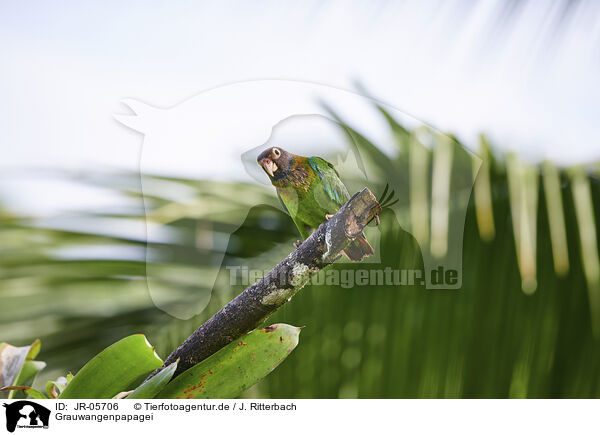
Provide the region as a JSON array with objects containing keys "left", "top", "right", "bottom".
[
  {"left": 277, "top": 189, "right": 312, "bottom": 240},
  {"left": 308, "top": 157, "right": 350, "bottom": 207},
  {"left": 276, "top": 190, "right": 289, "bottom": 214}
]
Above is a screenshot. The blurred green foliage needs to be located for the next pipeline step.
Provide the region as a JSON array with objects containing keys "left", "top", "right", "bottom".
[{"left": 0, "top": 106, "right": 599, "bottom": 398}]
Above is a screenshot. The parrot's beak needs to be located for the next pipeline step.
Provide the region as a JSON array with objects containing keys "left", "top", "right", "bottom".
[{"left": 259, "top": 158, "right": 278, "bottom": 177}]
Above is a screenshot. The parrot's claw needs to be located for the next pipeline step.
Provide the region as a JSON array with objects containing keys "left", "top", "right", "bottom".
[
  {"left": 375, "top": 215, "right": 380, "bottom": 225},
  {"left": 293, "top": 240, "right": 302, "bottom": 248},
  {"left": 325, "top": 214, "right": 334, "bottom": 220}
]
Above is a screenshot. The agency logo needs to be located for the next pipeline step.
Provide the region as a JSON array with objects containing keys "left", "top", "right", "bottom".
[
  {"left": 2, "top": 401, "right": 50, "bottom": 433},
  {"left": 116, "top": 80, "right": 480, "bottom": 319}
]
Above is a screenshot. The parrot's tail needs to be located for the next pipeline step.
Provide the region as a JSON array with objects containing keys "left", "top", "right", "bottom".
[{"left": 343, "top": 232, "right": 374, "bottom": 262}]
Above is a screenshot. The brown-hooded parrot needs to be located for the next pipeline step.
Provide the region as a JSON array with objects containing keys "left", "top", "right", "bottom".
[{"left": 257, "top": 146, "right": 374, "bottom": 261}]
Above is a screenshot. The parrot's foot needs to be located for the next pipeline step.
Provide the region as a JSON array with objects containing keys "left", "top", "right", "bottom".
[
  {"left": 293, "top": 239, "right": 302, "bottom": 248},
  {"left": 325, "top": 214, "right": 334, "bottom": 220},
  {"left": 374, "top": 215, "right": 380, "bottom": 225}
]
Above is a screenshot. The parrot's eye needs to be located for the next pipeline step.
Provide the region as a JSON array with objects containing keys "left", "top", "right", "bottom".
[{"left": 273, "top": 148, "right": 281, "bottom": 158}]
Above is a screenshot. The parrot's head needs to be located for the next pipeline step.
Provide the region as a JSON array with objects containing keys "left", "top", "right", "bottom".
[{"left": 257, "top": 146, "right": 294, "bottom": 180}]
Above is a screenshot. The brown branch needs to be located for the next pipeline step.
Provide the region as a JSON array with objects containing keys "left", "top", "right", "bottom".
[{"left": 150, "top": 187, "right": 381, "bottom": 380}]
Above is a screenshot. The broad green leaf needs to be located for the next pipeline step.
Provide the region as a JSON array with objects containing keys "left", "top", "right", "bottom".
[
  {"left": 13, "top": 360, "right": 46, "bottom": 386},
  {"left": 26, "top": 339, "right": 42, "bottom": 360},
  {"left": 156, "top": 324, "right": 301, "bottom": 399},
  {"left": 2, "top": 339, "right": 44, "bottom": 399},
  {"left": 0, "top": 343, "right": 30, "bottom": 398},
  {"left": 9, "top": 360, "right": 47, "bottom": 399},
  {"left": 26, "top": 388, "right": 47, "bottom": 400},
  {"left": 1, "top": 386, "right": 46, "bottom": 399},
  {"left": 60, "top": 334, "right": 163, "bottom": 399},
  {"left": 125, "top": 360, "right": 178, "bottom": 399}
]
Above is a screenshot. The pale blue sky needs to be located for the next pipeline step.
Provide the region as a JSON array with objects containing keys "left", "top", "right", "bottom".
[{"left": 1, "top": 0, "right": 599, "bottom": 213}]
